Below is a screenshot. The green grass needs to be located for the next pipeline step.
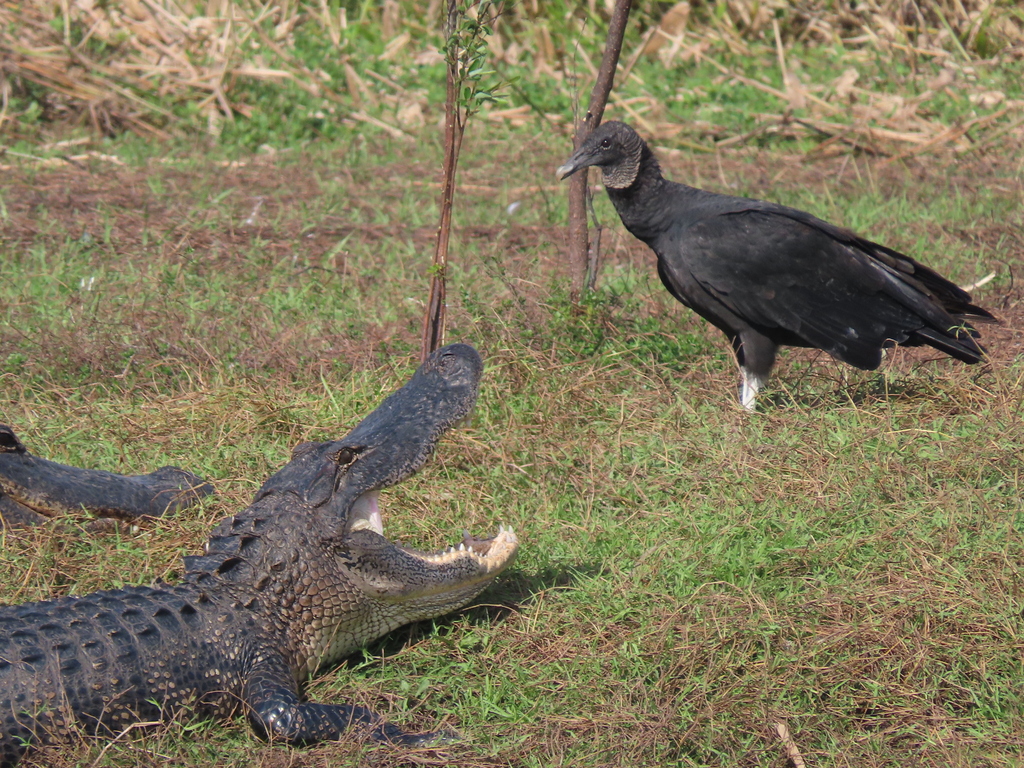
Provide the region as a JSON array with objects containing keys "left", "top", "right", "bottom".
[{"left": 2, "top": 32, "right": 1024, "bottom": 768}]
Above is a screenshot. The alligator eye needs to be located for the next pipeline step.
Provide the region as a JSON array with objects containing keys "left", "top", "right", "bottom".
[{"left": 332, "top": 446, "right": 361, "bottom": 466}]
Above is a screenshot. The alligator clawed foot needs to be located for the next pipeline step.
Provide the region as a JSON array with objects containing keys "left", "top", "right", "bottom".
[{"left": 0, "top": 424, "right": 214, "bottom": 527}]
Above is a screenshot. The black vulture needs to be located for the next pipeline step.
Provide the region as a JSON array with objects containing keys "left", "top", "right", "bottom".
[{"left": 557, "top": 121, "right": 996, "bottom": 410}]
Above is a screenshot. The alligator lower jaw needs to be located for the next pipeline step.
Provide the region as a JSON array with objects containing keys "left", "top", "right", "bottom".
[
  {"left": 346, "top": 490, "right": 518, "bottom": 576},
  {"left": 416, "top": 525, "right": 520, "bottom": 573}
]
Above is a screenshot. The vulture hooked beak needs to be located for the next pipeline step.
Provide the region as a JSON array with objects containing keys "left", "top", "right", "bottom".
[{"left": 556, "top": 151, "right": 589, "bottom": 180}]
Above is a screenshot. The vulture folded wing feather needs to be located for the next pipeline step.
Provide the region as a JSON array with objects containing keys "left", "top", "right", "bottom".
[
  {"left": 675, "top": 210, "right": 942, "bottom": 369},
  {"left": 741, "top": 205, "right": 994, "bottom": 326}
]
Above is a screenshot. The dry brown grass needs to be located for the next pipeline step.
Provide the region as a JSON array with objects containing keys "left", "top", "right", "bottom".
[
  {"left": 2, "top": 0, "right": 1022, "bottom": 144},
  {"left": 0, "top": 0, "right": 350, "bottom": 136}
]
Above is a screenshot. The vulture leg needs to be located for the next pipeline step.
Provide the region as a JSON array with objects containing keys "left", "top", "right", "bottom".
[{"left": 733, "top": 332, "right": 777, "bottom": 411}]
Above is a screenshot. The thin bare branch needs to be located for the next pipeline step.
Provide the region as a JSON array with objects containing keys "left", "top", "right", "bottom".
[
  {"left": 421, "top": 0, "right": 462, "bottom": 361},
  {"left": 567, "top": 0, "right": 633, "bottom": 303}
]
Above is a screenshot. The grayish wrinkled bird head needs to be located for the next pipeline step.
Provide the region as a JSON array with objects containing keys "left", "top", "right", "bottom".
[{"left": 556, "top": 121, "right": 647, "bottom": 189}]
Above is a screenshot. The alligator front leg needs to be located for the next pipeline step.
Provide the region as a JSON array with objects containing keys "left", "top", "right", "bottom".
[
  {"left": 243, "top": 655, "right": 447, "bottom": 748},
  {"left": 0, "top": 424, "right": 214, "bottom": 526}
]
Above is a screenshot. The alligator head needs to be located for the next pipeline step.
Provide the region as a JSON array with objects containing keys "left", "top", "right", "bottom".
[
  {"left": 185, "top": 343, "right": 518, "bottom": 674},
  {"left": 257, "top": 341, "right": 485, "bottom": 519}
]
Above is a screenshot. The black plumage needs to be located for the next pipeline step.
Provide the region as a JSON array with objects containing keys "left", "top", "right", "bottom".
[{"left": 557, "top": 121, "right": 996, "bottom": 409}]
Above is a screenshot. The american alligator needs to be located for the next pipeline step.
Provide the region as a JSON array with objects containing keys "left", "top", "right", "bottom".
[
  {"left": 0, "top": 343, "right": 519, "bottom": 766},
  {"left": 0, "top": 424, "right": 213, "bottom": 529}
]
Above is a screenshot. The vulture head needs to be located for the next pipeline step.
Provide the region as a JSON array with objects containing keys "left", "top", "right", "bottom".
[{"left": 556, "top": 120, "right": 647, "bottom": 189}]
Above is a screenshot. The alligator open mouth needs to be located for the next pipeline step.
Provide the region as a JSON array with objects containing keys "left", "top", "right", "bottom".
[
  {"left": 347, "top": 489, "right": 518, "bottom": 573},
  {"left": 348, "top": 490, "right": 385, "bottom": 535}
]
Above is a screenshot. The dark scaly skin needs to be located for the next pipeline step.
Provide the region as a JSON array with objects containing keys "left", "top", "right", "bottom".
[
  {"left": 0, "top": 425, "right": 213, "bottom": 529},
  {"left": 0, "top": 344, "right": 519, "bottom": 766}
]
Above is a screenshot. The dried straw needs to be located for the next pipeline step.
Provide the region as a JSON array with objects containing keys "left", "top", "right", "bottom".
[
  {"left": 0, "top": 0, "right": 347, "bottom": 136},
  {"left": 1, "top": 0, "right": 1021, "bottom": 149}
]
